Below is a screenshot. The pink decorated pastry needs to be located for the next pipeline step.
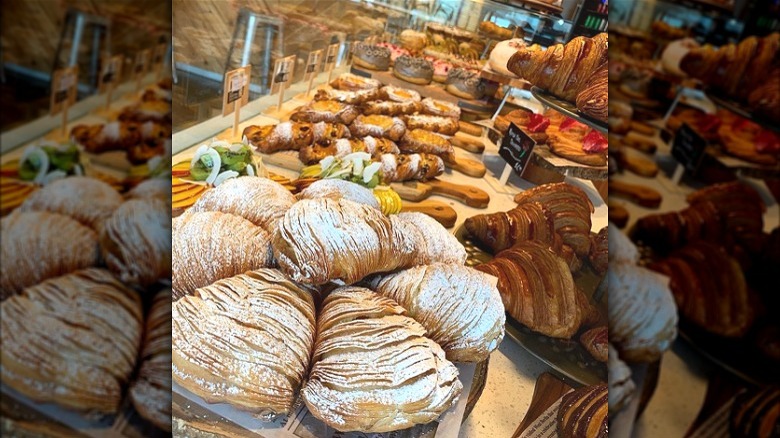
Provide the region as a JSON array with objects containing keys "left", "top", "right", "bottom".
[
  {"left": 377, "top": 42, "right": 411, "bottom": 65},
  {"left": 432, "top": 60, "right": 454, "bottom": 83}
]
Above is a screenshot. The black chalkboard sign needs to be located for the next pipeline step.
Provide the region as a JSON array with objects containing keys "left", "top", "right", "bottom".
[
  {"left": 349, "top": 66, "right": 372, "bottom": 78},
  {"left": 499, "top": 122, "right": 536, "bottom": 178},
  {"left": 672, "top": 123, "right": 707, "bottom": 173}
]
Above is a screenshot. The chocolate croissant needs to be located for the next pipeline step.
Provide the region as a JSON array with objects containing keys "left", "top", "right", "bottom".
[
  {"left": 173, "top": 269, "right": 316, "bottom": 417},
  {"left": 302, "top": 287, "right": 462, "bottom": 432},
  {"left": 464, "top": 201, "right": 558, "bottom": 253},
  {"left": 172, "top": 211, "right": 274, "bottom": 300},
  {"left": 368, "top": 263, "right": 505, "bottom": 362}
]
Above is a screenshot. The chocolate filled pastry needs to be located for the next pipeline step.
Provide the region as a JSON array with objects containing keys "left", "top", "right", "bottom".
[
  {"left": 420, "top": 97, "right": 461, "bottom": 119},
  {"left": 20, "top": 176, "right": 123, "bottom": 231},
  {"left": 173, "top": 269, "right": 316, "bottom": 417},
  {"left": 172, "top": 211, "right": 274, "bottom": 300},
  {"left": 379, "top": 153, "right": 445, "bottom": 182},
  {"left": 301, "top": 287, "right": 462, "bottom": 432},
  {"left": 299, "top": 136, "right": 399, "bottom": 164},
  {"left": 1, "top": 269, "right": 142, "bottom": 414},
  {"left": 557, "top": 383, "right": 608, "bottom": 438},
  {"left": 101, "top": 198, "right": 172, "bottom": 289},
  {"left": 313, "top": 87, "right": 380, "bottom": 105},
  {"left": 367, "top": 263, "right": 505, "bottom": 362},
  {"left": 1, "top": 211, "right": 99, "bottom": 298},
  {"left": 290, "top": 100, "right": 360, "bottom": 125},
  {"left": 329, "top": 72, "right": 382, "bottom": 91},
  {"left": 379, "top": 85, "right": 422, "bottom": 103},
  {"left": 404, "top": 114, "right": 459, "bottom": 135},
  {"left": 445, "top": 68, "right": 485, "bottom": 100},
  {"left": 399, "top": 129, "right": 455, "bottom": 157},
  {"left": 243, "top": 122, "right": 314, "bottom": 153},
  {"left": 352, "top": 43, "right": 391, "bottom": 71},
  {"left": 349, "top": 114, "right": 407, "bottom": 141},
  {"left": 360, "top": 99, "right": 421, "bottom": 116},
  {"left": 392, "top": 55, "right": 434, "bottom": 85}
]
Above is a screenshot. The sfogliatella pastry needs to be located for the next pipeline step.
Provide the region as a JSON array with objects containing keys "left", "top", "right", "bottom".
[
  {"left": 391, "top": 212, "right": 468, "bottom": 265},
  {"left": 393, "top": 55, "right": 434, "bottom": 85},
  {"left": 189, "top": 176, "right": 295, "bottom": 234},
  {"left": 420, "top": 97, "right": 461, "bottom": 119},
  {"left": 172, "top": 211, "right": 274, "bottom": 300},
  {"left": 557, "top": 383, "right": 608, "bottom": 438},
  {"left": 352, "top": 43, "right": 391, "bottom": 71},
  {"left": 173, "top": 269, "right": 316, "bottom": 417},
  {"left": 302, "top": 287, "right": 462, "bottom": 433},
  {"left": 445, "top": 68, "right": 485, "bottom": 100},
  {"left": 368, "top": 263, "right": 505, "bottom": 362},
  {"left": 290, "top": 100, "right": 360, "bottom": 125},
  {"left": 297, "top": 178, "right": 380, "bottom": 210},
  {"left": 1, "top": 211, "right": 99, "bottom": 297},
  {"left": 329, "top": 72, "right": 382, "bottom": 91},
  {"left": 403, "top": 114, "right": 459, "bottom": 135},
  {"left": 608, "top": 344, "right": 635, "bottom": 413},
  {"left": 609, "top": 263, "right": 678, "bottom": 362},
  {"left": 101, "top": 198, "right": 172, "bottom": 288},
  {"left": 349, "top": 114, "right": 407, "bottom": 141},
  {"left": 20, "top": 176, "right": 123, "bottom": 230},
  {"left": 126, "top": 178, "right": 171, "bottom": 203},
  {"left": 130, "top": 290, "right": 172, "bottom": 431},
  {"left": 1, "top": 269, "right": 142, "bottom": 414}
]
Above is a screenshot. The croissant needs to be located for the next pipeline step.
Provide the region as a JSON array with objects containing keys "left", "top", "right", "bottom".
[
  {"left": 0, "top": 269, "right": 142, "bottom": 413},
  {"left": 580, "top": 326, "right": 608, "bottom": 362},
  {"left": 368, "top": 263, "right": 505, "bottom": 362},
  {"left": 20, "top": 176, "right": 123, "bottom": 231},
  {"left": 130, "top": 289, "right": 172, "bottom": 431},
  {"left": 557, "top": 383, "right": 608, "bottom": 438},
  {"left": 101, "top": 198, "right": 172, "bottom": 288},
  {"left": 298, "top": 136, "right": 399, "bottom": 164},
  {"left": 297, "top": 179, "right": 380, "bottom": 210},
  {"left": 608, "top": 344, "right": 635, "bottom": 413},
  {"left": 173, "top": 269, "right": 316, "bottom": 417},
  {"left": 391, "top": 212, "right": 467, "bottom": 266},
  {"left": 126, "top": 178, "right": 171, "bottom": 203},
  {"left": 476, "top": 240, "right": 583, "bottom": 339},
  {"left": 464, "top": 201, "right": 557, "bottom": 253},
  {"left": 189, "top": 176, "right": 295, "bottom": 234},
  {"left": 609, "top": 263, "right": 678, "bottom": 362},
  {"left": 514, "top": 182, "right": 595, "bottom": 256},
  {"left": 302, "top": 287, "right": 462, "bottom": 433},
  {"left": 1, "top": 211, "right": 99, "bottom": 297},
  {"left": 588, "top": 226, "right": 608, "bottom": 274},
  {"left": 172, "top": 211, "right": 273, "bottom": 300},
  {"left": 379, "top": 153, "right": 445, "bottom": 182},
  {"left": 399, "top": 129, "right": 455, "bottom": 157},
  {"left": 633, "top": 201, "right": 722, "bottom": 254},
  {"left": 650, "top": 242, "right": 755, "bottom": 338},
  {"left": 730, "top": 386, "right": 780, "bottom": 438},
  {"left": 575, "top": 64, "right": 608, "bottom": 123}
]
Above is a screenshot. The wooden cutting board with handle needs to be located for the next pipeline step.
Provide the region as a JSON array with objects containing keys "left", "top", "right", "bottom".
[
  {"left": 610, "top": 179, "right": 662, "bottom": 208},
  {"left": 450, "top": 131, "right": 485, "bottom": 154},
  {"left": 512, "top": 373, "right": 573, "bottom": 438},
  {"left": 400, "top": 200, "right": 457, "bottom": 228},
  {"left": 447, "top": 154, "right": 487, "bottom": 178},
  {"left": 391, "top": 179, "right": 490, "bottom": 208}
]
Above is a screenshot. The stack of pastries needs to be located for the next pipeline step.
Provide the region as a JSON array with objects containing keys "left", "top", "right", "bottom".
[
  {"left": 171, "top": 177, "right": 506, "bottom": 432},
  {"left": 243, "top": 74, "right": 472, "bottom": 183}
]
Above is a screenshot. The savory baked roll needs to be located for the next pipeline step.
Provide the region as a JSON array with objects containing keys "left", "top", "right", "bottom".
[
  {"left": 380, "top": 85, "right": 421, "bottom": 103},
  {"left": 243, "top": 122, "right": 314, "bottom": 153},
  {"left": 273, "top": 198, "right": 417, "bottom": 285},
  {"left": 101, "top": 198, "right": 172, "bottom": 288},
  {"left": 130, "top": 289, "right": 172, "bottom": 431},
  {"left": 609, "top": 263, "right": 678, "bottom": 362},
  {"left": 314, "top": 87, "right": 380, "bottom": 105},
  {"left": 349, "top": 114, "right": 407, "bottom": 141},
  {"left": 557, "top": 383, "right": 608, "bottom": 438},
  {"left": 368, "top": 263, "right": 505, "bottom": 362},
  {"left": 360, "top": 99, "right": 421, "bottom": 116},
  {"left": 172, "top": 211, "right": 274, "bottom": 300},
  {"left": 399, "top": 129, "right": 455, "bottom": 157},
  {"left": 290, "top": 100, "right": 360, "bottom": 125},
  {"left": 1, "top": 269, "right": 142, "bottom": 414},
  {"left": 1, "top": 211, "right": 99, "bottom": 297},
  {"left": 299, "top": 136, "right": 399, "bottom": 164},
  {"left": 173, "top": 270, "right": 316, "bottom": 417},
  {"left": 420, "top": 97, "right": 461, "bottom": 118},
  {"left": 302, "top": 287, "right": 462, "bottom": 433},
  {"left": 296, "top": 179, "right": 380, "bottom": 210},
  {"left": 20, "top": 176, "right": 123, "bottom": 231},
  {"left": 391, "top": 212, "right": 467, "bottom": 265},
  {"left": 608, "top": 344, "right": 635, "bottom": 413},
  {"left": 329, "top": 72, "right": 382, "bottom": 91},
  {"left": 126, "top": 178, "right": 171, "bottom": 203},
  {"left": 404, "top": 114, "right": 460, "bottom": 135},
  {"left": 189, "top": 176, "right": 295, "bottom": 234}
]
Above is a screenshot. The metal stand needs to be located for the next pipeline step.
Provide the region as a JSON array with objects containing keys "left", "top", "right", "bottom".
[{"left": 53, "top": 9, "right": 111, "bottom": 93}]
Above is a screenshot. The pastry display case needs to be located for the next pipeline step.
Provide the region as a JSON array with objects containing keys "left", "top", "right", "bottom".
[{"left": 170, "top": 0, "right": 610, "bottom": 436}]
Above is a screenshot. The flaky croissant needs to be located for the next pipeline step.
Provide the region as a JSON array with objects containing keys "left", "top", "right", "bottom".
[
  {"left": 101, "top": 198, "right": 172, "bottom": 288},
  {"left": 302, "top": 287, "right": 462, "bottom": 433},
  {"left": 172, "top": 211, "right": 274, "bottom": 300},
  {"left": 20, "top": 176, "right": 123, "bottom": 231},
  {"left": 1, "top": 211, "right": 99, "bottom": 297},
  {"left": 464, "top": 201, "right": 558, "bottom": 253},
  {"left": 189, "top": 176, "right": 295, "bottom": 235},
  {"left": 1, "top": 269, "right": 142, "bottom": 414},
  {"left": 173, "top": 270, "right": 316, "bottom": 417},
  {"left": 368, "top": 263, "right": 505, "bottom": 362}
]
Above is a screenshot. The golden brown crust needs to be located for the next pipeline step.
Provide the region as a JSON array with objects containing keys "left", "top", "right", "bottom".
[
  {"left": 360, "top": 100, "right": 421, "bottom": 116},
  {"left": 398, "top": 129, "right": 454, "bottom": 156},
  {"left": 290, "top": 100, "right": 360, "bottom": 125},
  {"left": 575, "top": 64, "right": 608, "bottom": 123},
  {"left": 243, "top": 122, "right": 314, "bottom": 153},
  {"left": 349, "top": 114, "right": 407, "bottom": 141},
  {"left": 329, "top": 73, "right": 382, "bottom": 91},
  {"left": 404, "top": 114, "right": 459, "bottom": 135}
]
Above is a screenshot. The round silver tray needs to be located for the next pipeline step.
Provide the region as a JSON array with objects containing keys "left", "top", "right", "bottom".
[{"left": 530, "top": 86, "right": 608, "bottom": 134}]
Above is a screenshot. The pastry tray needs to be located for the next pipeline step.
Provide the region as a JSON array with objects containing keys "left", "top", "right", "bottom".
[
  {"left": 530, "top": 86, "right": 608, "bottom": 134},
  {"left": 708, "top": 93, "right": 780, "bottom": 133},
  {"left": 456, "top": 225, "right": 608, "bottom": 386}
]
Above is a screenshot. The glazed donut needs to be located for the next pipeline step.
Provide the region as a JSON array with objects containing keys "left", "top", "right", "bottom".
[
  {"left": 353, "top": 44, "right": 391, "bottom": 71},
  {"left": 445, "top": 68, "right": 485, "bottom": 100},
  {"left": 392, "top": 55, "right": 434, "bottom": 85}
]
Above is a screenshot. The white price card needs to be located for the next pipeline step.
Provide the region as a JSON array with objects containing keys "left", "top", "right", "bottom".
[
  {"left": 49, "top": 66, "right": 78, "bottom": 115},
  {"left": 304, "top": 49, "right": 323, "bottom": 82},
  {"left": 270, "top": 55, "right": 296, "bottom": 95},
  {"left": 222, "top": 65, "right": 251, "bottom": 117},
  {"left": 98, "top": 54, "right": 123, "bottom": 93}
]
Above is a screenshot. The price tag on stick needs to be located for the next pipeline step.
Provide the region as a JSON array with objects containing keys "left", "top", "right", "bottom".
[
  {"left": 50, "top": 66, "right": 79, "bottom": 138},
  {"left": 98, "top": 55, "right": 123, "bottom": 109},
  {"left": 498, "top": 122, "right": 536, "bottom": 184},
  {"left": 325, "top": 43, "right": 339, "bottom": 83},
  {"left": 271, "top": 55, "right": 296, "bottom": 112},
  {"left": 222, "top": 65, "right": 251, "bottom": 138},
  {"left": 304, "top": 49, "right": 323, "bottom": 96}
]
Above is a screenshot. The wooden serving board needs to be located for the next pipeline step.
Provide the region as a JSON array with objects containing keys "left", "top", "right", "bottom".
[
  {"left": 447, "top": 155, "right": 486, "bottom": 178},
  {"left": 511, "top": 373, "right": 573, "bottom": 438},
  {"left": 391, "top": 179, "right": 490, "bottom": 208},
  {"left": 401, "top": 200, "right": 457, "bottom": 228},
  {"left": 610, "top": 179, "right": 663, "bottom": 208},
  {"left": 451, "top": 131, "right": 485, "bottom": 154}
]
